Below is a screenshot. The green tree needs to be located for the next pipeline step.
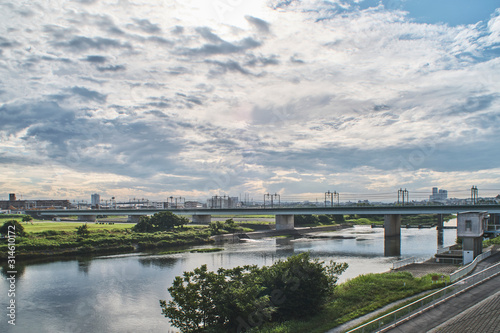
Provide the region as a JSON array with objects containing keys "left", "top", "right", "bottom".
[
  {"left": 76, "top": 224, "right": 90, "bottom": 238},
  {"left": 22, "top": 215, "right": 33, "bottom": 223},
  {"left": 132, "top": 216, "right": 154, "bottom": 232},
  {"left": 160, "top": 253, "right": 347, "bottom": 332},
  {"left": 294, "top": 215, "right": 319, "bottom": 226},
  {"left": 150, "top": 212, "right": 187, "bottom": 231},
  {"left": 0, "top": 220, "right": 25, "bottom": 236},
  {"left": 160, "top": 265, "right": 271, "bottom": 332},
  {"left": 260, "top": 252, "right": 348, "bottom": 320}
]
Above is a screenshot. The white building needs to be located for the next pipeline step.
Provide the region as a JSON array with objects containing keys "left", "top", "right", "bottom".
[
  {"left": 91, "top": 193, "right": 100, "bottom": 208},
  {"left": 429, "top": 187, "right": 447, "bottom": 202}
]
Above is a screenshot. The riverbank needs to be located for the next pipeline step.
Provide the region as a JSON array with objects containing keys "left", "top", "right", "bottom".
[
  {"left": 0, "top": 223, "right": 215, "bottom": 259},
  {"left": 0, "top": 220, "right": 352, "bottom": 259}
]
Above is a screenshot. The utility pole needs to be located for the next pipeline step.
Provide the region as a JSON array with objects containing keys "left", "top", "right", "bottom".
[
  {"left": 274, "top": 193, "right": 280, "bottom": 207},
  {"left": 398, "top": 188, "right": 409, "bottom": 205},
  {"left": 471, "top": 186, "right": 478, "bottom": 205}
]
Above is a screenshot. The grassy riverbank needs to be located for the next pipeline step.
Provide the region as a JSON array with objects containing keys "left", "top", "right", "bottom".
[
  {"left": 0, "top": 221, "right": 214, "bottom": 259},
  {"left": 252, "top": 272, "right": 448, "bottom": 333}
]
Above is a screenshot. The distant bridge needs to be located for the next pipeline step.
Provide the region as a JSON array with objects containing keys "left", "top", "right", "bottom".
[
  {"left": 31, "top": 204, "right": 500, "bottom": 257},
  {"left": 32, "top": 204, "right": 500, "bottom": 218}
]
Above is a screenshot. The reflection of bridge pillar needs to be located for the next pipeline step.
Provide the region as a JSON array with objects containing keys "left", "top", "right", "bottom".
[
  {"left": 192, "top": 215, "right": 211, "bottom": 224},
  {"left": 384, "top": 214, "right": 401, "bottom": 256},
  {"left": 78, "top": 215, "right": 97, "bottom": 222},
  {"left": 437, "top": 214, "right": 444, "bottom": 230},
  {"left": 276, "top": 215, "right": 294, "bottom": 230},
  {"left": 437, "top": 229, "right": 444, "bottom": 248},
  {"left": 127, "top": 215, "right": 144, "bottom": 223}
]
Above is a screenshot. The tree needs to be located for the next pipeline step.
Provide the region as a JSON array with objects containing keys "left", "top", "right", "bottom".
[
  {"left": 22, "top": 215, "right": 33, "bottom": 223},
  {"left": 160, "top": 253, "right": 348, "bottom": 332},
  {"left": 0, "top": 220, "right": 25, "bottom": 236},
  {"left": 259, "top": 252, "right": 348, "bottom": 320},
  {"left": 150, "top": 212, "right": 187, "bottom": 231},
  {"left": 132, "top": 213, "right": 188, "bottom": 233},
  {"left": 76, "top": 224, "right": 90, "bottom": 238},
  {"left": 160, "top": 264, "right": 270, "bottom": 332},
  {"left": 132, "top": 216, "right": 155, "bottom": 232}
]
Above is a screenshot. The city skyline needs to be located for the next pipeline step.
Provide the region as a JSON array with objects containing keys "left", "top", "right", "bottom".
[{"left": 1, "top": 0, "right": 500, "bottom": 201}]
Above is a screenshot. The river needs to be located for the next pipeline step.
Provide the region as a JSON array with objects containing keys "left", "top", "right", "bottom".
[{"left": 1, "top": 221, "right": 458, "bottom": 332}]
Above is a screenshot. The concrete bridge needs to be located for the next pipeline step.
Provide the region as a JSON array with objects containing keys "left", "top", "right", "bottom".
[{"left": 32, "top": 204, "right": 500, "bottom": 234}]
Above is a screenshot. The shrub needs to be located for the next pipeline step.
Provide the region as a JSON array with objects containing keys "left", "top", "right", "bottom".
[{"left": 0, "top": 220, "right": 25, "bottom": 236}]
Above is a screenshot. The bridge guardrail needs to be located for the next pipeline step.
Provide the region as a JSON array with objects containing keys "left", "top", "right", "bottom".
[{"left": 346, "top": 259, "right": 500, "bottom": 333}]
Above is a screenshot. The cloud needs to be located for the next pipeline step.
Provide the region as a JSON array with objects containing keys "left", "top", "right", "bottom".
[
  {"left": 245, "top": 16, "right": 271, "bottom": 33},
  {"left": 96, "top": 65, "right": 126, "bottom": 72},
  {"left": 53, "top": 36, "right": 132, "bottom": 52},
  {"left": 83, "top": 55, "right": 107, "bottom": 63},
  {"left": 69, "top": 87, "right": 107, "bottom": 103},
  {"left": 1, "top": 0, "right": 500, "bottom": 200},
  {"left": 128, "top": 18, "right": 161, "bottom": 34}
]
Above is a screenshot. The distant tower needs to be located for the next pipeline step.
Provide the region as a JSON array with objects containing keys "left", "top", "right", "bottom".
[
  {"left": 9, "top": 193, "right": 16, "bottom": 201},
  {"left": 91, "top": 193, "right": 100, "bottom": 209}
]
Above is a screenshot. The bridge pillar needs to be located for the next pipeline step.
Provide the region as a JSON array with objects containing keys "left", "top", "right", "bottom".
[
  {"left": 276, "top": 215, "right": 294, "bottom": 230},
  {"left": 192, "top": 215, "right": 211, "bottom": 224},
  {"left": 384, "top": 214, "right": 401, "bottom": 256},
  {"left": 78, "top": 215, "right": 97, "bottom": 222},
  {"left": 436, "top": 214, "right": 444, "bottom": 230},
  {"left": 127, "top": 215, "right": 144, "bottom": 223}
]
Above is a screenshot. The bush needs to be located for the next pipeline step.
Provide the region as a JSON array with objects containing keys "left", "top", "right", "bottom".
[
  {"left": 160, "top": 252, "right": 348, "bottom": 332},
  {"left": 76, "top": 224, "right": 90, "bottom": 238},
  {"left": 0, "top": 220, "right": 25, "bottom": 236}
]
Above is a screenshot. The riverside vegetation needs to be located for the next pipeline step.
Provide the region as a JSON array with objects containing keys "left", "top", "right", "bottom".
[{"left": 160, "top": 252, "right": 450, "bottom": 333}]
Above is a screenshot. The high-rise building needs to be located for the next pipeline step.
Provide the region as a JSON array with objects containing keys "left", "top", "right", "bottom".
[
  {"left": 429, "top": 188, "right": 447, "bottom": 202},
  {"left": 91, "top": 193, "right": 100, "bottom": 208}
]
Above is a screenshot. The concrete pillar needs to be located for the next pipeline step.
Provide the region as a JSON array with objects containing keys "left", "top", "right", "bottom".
[
  {"left": 437, "top": 214, "right": 444, "bottom": 230},
  {"left": 78, "top": 215, "right": 97, "bottom": 222},
  {"left": 384, "top": 214, "right": 401, "bottom": 237},
  {"left": 463, "top": 237, "right": 483, "bottom": 258},
  {"left": 127, "top": 215, "right": 144, "bottom": 223},
  {"left": 276, "top": 215, "right": 294, "bottom": 230},
  {"left": 192, "top": 215, "right": 211, "bottom": 224},
  {"left": 384, "top": 214, "right": 401, "bottom": 257}
]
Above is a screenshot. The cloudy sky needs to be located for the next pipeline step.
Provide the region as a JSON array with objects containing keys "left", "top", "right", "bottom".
[{"left": 1, "top": 0, "right": 499, "bottom": 203}]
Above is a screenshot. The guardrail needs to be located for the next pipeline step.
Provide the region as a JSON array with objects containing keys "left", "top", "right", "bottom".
[
  {"left": 436, "top": 246, "right": 450, "bottom": 254},
  {"left": 392, "top": 257, "right": 416, "bottom": 270},
  {"left": 450, "top": 250, "right": 492, "bottom": 282},
  {"left": 347, "top": 258, "right": 500, "bottom": 333}
]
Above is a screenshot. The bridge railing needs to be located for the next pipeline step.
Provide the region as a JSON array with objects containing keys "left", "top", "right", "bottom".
[{"left": 346, "top": 260, "right": 500, "bottom": 333}]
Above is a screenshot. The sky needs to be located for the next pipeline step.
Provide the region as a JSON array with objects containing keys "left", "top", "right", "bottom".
[{"left": 0, "top": 0, "right": 500, "bottom": 203}]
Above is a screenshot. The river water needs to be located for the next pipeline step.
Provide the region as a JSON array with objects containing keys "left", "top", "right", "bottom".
[{"left": 1, "top": 222, "right": 458, "bottom": 333}]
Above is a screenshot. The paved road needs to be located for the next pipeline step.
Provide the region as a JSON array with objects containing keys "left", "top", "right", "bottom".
[{"left": 382, "top": 252, "right": 500, "bottom": 333}]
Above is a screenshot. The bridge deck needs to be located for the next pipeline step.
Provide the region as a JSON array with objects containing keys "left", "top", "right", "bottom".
[{"left": 32, "top": 204, "right": 500, "bottom": 216}]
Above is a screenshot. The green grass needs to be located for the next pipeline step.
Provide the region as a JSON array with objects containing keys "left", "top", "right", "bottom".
[
  {"left": 0, "top": 225, "right": 214, "bottom": 259},
  {"left": 251, "top": 272, "right": 449, "bottom": 333},
  {"left": 22, "top": 222, "right": 134, "bottom": 233},
  {"left": 483, "top": 235, "right": 500, "bottom": 247}
]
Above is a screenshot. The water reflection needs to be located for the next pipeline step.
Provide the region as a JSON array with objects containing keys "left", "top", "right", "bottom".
[
  {"left": 139, "top": 256, "right": 180, "bottom": 268},
  {"left": 384, "top": 236, "right": 401, "bottom": 257}
]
